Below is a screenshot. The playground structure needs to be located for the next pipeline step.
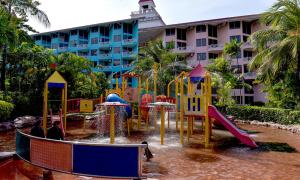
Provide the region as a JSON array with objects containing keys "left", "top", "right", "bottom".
[{"left": 21, "top": 64, "right": 258, "bottom": 179}]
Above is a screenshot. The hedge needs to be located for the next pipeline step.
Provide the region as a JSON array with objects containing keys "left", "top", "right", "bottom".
[
  {"left": 0, "top": 100, "right": 14, "bottom": 121},
  {"left": 226, "top": 106, "right": 300, "bottom": 125}
]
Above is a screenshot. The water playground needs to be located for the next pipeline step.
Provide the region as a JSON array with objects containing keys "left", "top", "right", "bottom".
[{"left": 0, "top": 64, "right": 277, "bottom": 179}]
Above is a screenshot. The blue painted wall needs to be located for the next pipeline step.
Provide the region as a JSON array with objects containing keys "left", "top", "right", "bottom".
[{"left": 32, "top": 20, "right": 139, "bottom": 87}]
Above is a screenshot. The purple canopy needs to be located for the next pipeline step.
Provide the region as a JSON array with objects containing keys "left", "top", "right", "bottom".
[{"left": 188, "top": 64, "right": 207, "bottom": 83}]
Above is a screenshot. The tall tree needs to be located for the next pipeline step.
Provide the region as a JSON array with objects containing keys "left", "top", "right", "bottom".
[
  {"left": 135, "top": 40, "right": 191, "bottom": 95},
  {"left": 224, "top": 39, "right": 243, "bottom": 104},
  {"left": 0, "top": 0, "right": 50, "bottom": 90},
  {"left": 249, "top": 0, "right": 300, "bottom": 108}
]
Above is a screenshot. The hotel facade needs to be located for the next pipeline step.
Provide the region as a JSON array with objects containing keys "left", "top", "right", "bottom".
[{"left": 33, "top": 0, "right": 267, "bottom": 104}]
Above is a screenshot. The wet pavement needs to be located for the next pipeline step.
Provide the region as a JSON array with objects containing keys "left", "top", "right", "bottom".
[{"left": 1, "top": 121, "right": 300, "bottom": 179}]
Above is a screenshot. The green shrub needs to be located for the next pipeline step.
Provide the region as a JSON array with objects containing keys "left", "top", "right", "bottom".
[
  {"left": 226, "top": 106, "right": 300, "bottom": 125},
  {"left": 0, "top": 100, "right": 14, "bottom": 121}
]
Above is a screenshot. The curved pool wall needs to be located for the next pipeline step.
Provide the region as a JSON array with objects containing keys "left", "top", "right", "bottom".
[{"left": 15, "top": 130, "right": 146, "bottom": 179}]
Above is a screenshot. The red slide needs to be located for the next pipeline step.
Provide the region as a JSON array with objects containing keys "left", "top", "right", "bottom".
[{"left": 208, "top": 105, "right": 257, "bottom": 148}]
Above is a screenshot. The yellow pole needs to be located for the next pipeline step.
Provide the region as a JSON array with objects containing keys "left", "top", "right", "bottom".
[
  {"left": 188, "top": 77, "right": 191, "bottom": 95},
  {"left": 100, "top": 94, "right": 103, "bottom": 103},
  {"left": 175, "top": 80, "right": 179, "bottom": 130},
  {"left": 187, "top": 117, "right": 191, "bottom": 143},
  {"left": 43, "top": 83, "right": 48, "bottom": 132},
  {"left": 138, "top": 76, "right": 141, "bottom": 129},
  {"left": 160, "top": 106, "right": 165, "bottom": 145},
  {"left": 180, "top": 77, "right": 184, "bottom": 145},
  {"left": 204, "top": 75, "right": 210, "bottom": 148},
  {"left": 153, "top": 64, "right": 157, "bottom": 102},
  {"left": 116, "top": 76, "right": 119, "bottom": 90},
  {"left": 121, "top": 76, "right": 125, "bottom": 98},
  {"left": 167, "top": 79, "right": 175, "bottom": 97},
  {"left": 110, "top": 106, "right": 115, "bottom": 144},
  {"left": 146, "top": 79, "right": 149, "bottom": 94},
  {"left": 64, "top": 84, "right": 67, "bottom": 131}
]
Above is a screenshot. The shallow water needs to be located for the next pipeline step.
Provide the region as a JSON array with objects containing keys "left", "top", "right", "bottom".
[{"left": 1, "top": 120, "right": 300, "bottom": 179}]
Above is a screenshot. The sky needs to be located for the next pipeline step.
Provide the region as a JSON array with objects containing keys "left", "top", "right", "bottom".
[{"left": 29, "top": 0, "right": 277, "bottom": 33}]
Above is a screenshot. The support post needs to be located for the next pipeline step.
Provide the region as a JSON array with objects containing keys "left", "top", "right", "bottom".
[
  {"left": 160, "top": 106, "right": 165, "bottom": 145},
  {"left": 43, "top": 83, "right": 48, "bottom": 132},
  {"left": 153, "top": 64, "right": 157, "bottom": 102},
  {"left": 180, "top": 77, "right": 184, "bottom": 145},
  {"left": 175, "top": 80, "right": 178, "bottom": 130},
  {"left": 138, "top": 76, "right": 141, "bottom": 129},
  {"left": 110, "top": 106, "right": 115, "bottom": 144}
]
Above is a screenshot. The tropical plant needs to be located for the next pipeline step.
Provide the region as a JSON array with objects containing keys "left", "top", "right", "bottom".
[
  {"left": 135, "top": 40, "right": 191, "bottom": 94},
  {"left": 249, "top": 0, "right": 300, "bottom": 109}
]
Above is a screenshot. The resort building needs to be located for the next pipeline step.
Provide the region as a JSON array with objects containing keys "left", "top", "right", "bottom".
[
  {"left": 33, "top": 0, "right": 267, "bottom": 104},
  {"left": 32, "top": 19, "right": 139, "bottom": 87}
]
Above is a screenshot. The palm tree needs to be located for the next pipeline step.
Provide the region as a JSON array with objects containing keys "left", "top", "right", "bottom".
[
  {"left": 224, "top": 39, "right": 243, "bottom": 104},
  {"left": 1, "top": 0, "right": 50, "bottom": 27},
  {"left": 0, "top": 0, "right": 50, "bottom": 90},
  {"left": 134, "top": 40, "right": 191, "bottom": 94},
  {"left": 249, "top": 0, "right": 300, "bottom": 85}
]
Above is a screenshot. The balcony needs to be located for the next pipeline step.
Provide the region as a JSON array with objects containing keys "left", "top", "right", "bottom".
[
  {"left": 173, "top": 46, "right": 194, "bottom": 54},
  {"left": 122, "top": 39, "right": 137, "bottom": 47},
  {"left": 77, "top": 44, "right": 88, "bottom": 50},
  {"left": 58, "top": 46, "right": 68, "bottom": 52},
  {"left": 208, "top": 44, "right": 224, "bottom": 52},
  {"left": 131, "top": 8, "right": 157, "bottom": 18},
  {"left": 99, "top": 41, "right": 111, "bottom": 49},
  {"left": 244, "top": 72, "right": 256, "bottom": 79},
  {"left": 242, "top": 41, "right": 253, "bottom": 50},
  {"left": 99, "top": 53, "right": 112, "bottom": 59},
  {"left": 122, "top": 51, "right": 136, "bottom": 59}
]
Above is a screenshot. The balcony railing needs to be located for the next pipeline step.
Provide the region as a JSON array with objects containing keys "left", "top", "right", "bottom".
[
  {"left": 173, "top": 46, "right": 194, "bottom": 53},
  {"left": 131, "top": 8, "right": 156, "bottom": 16},
  {"left": 243, "top": 41, "right": 253, "bottom": 49},
  {"left": 58, "top": 46, "right": 68, "bottom": 51},
  {"left": 123, "top": 39, "right": 137, "bottom": 46},
  {"left": 122, "top": 51, "right": 135, "bottom": 58},
  {"left": 77, "top": 44, "right": 88, "bottom": 49},
  {"left": 99, "top": 54, "right": 112, "bottom": 59},
  {"left": 208, "top": 44, "right": 224, "bottom": 51}
]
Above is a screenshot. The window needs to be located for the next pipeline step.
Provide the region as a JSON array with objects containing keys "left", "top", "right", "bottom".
[
  {"left": 242, "top": 22, "right": 251, "bottom": 34},
  {"left": 142, "top": 5, "right": 149, "bottom": 9},
  {"left": 208, "top": 39, "right": 218, "bottom": 45},
  {"left": 91, "top": 26, "right": 98, "bottom": 32},
  {"left": 196, "top": 25, "right": 206, "bottom": 33},
  {"left": 52, "top": 34, "right": 58, "bottom": 38},
  {"left": 100, "top": 27, "right": 110, "bottom": 36},
  {"left": 52, "top": 43, "right": 58, "bottom": 49},
  {"left": 233, "top": 96, "right": 243, "bottom": 104},
  {"left": 229, "top": 21, "right": 241, "bottom": 29},
  {"left": 245, "top": 96, "right": 254, "bottom": 105},
  {"left": 177, "top": 42, "right": 186, "bottom": 49},
  {"left": 197, "top": 53, "right": 207, "bottom": 61},
  {"left": 166, "top": 28, "right": 175, "bottom": 36},
  {"left": 70, "top": 40, "right": 77, "bottom": 47},
  {"left": 113, "top": 47, "right": 121, "bottom": 54},
  {"left": 230, "top": 35, "right": 241, "bottom": 43},
  {"left": 208, "top": 53, "right": 218, "bottom": 60},
  {"left": 123, "top": 23, "right": 133, "bottom": 34},
  {"left": 91, "top": 49, "right": 97, "bottom": 56},
  {"left": 70, "top": 30, "right": 77, "bottom": 35},
  {"left": 208, "top": 25, "right": 217, "bottom": 37},
  {"left": 166, "top": 41, "right": 175, "bottom": 49},
  {"left": 113, "top": 35, "right": 122, "bottom": 42},
  {"left": 93, "top": 61, "right": 98, "bottom": 68},
  {"left": 196, "top": 38, "right": 206, "bottom": 47},
  {"left": 177, "top": 29, "right": 186, "bottom": 40},
  {"left": 35, "top": 36, "right": 41, "bottom": 41},
  {"left": 113, "top": 59, "right": 121, "bottom": 66},
  {"left": 245, "top": 80, "right": 254, "bottom": 94},
  {"left": 114, "top": 23, "right": 122, "bottom": 29},
  {"left": 91, "top": 38, "right": 98, "bottom": 44},
  {"left": 243, "top": 36, "right": 249, "bottom": 43},
  {"left": 244, "top": 50, "right": 253, "bottom": 58},
  {"left": 243, "top": 64, "right": 249, "bottom": 73}
]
